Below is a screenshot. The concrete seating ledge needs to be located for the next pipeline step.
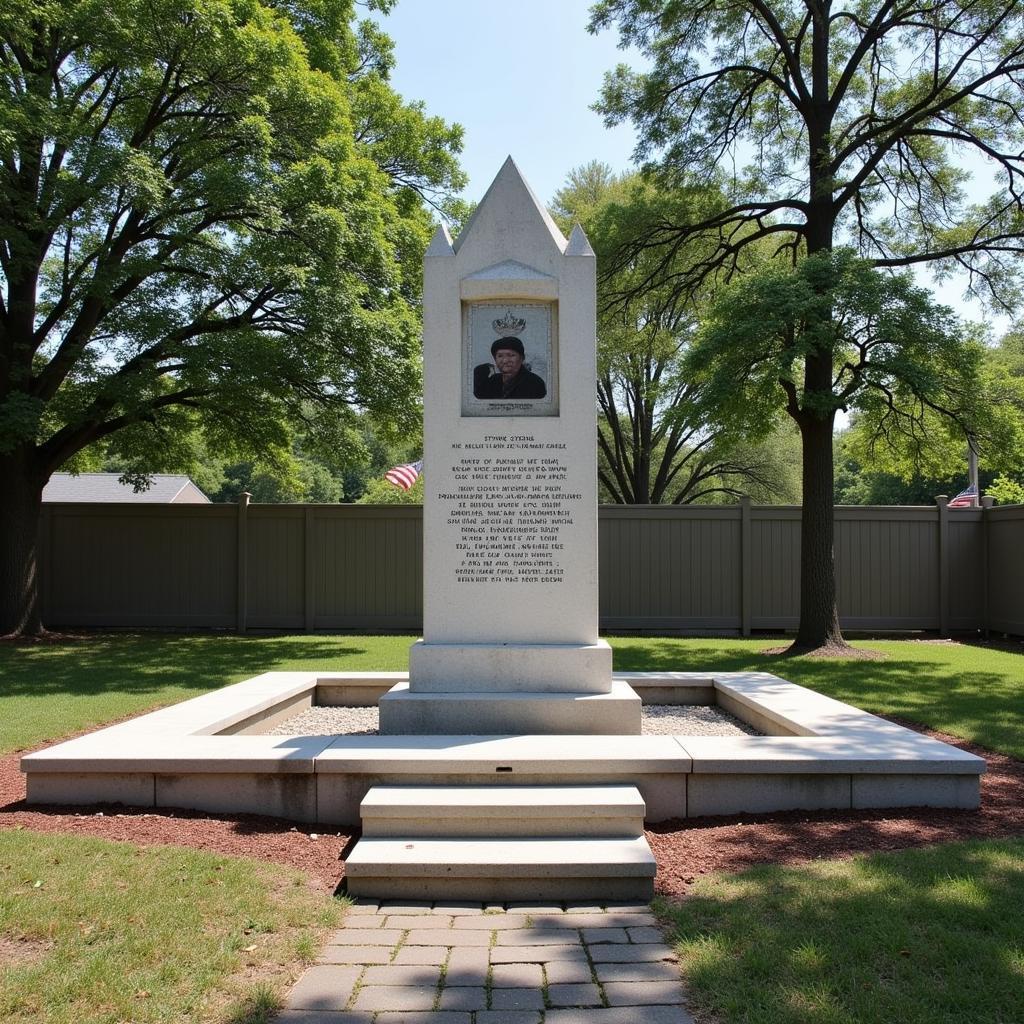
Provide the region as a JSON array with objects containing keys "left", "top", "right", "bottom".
[{"left": 21, "top": 670, "right": 985, "bottom": 823}]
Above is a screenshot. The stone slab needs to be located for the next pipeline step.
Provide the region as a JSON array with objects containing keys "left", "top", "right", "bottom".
[
  {"left": 589, "top": 944, "right": 679, "bottom": 964},
  {"left": 851, "top": 772, "right": 981, "bottom": 809},
  {"left": 360, "top": 783, "right": 645, "bottom": 838},
  {"left": 317, "top": 734, "right": 691, "bottom": 773},
  {"left": 490, "top": 987, "right": 546, "bottom": 1010},
  {"left": 361, "top": 965, "right": 442, "bottom": 986},
  {"left": 274, "top": 1012, "right": 372, "bottom": 1024},
  {"left": 409, "top": 640, "right": 612, "bottom": 693},
  {"left": 677, "top": 733, "right": 984, "bottom": 774},
  {"left": 377, "top": 680, "right": 641, "bottom": 736},
  {"left": 546, "top": 1006, "right": 693, "bottom": 1023},
  {"left": 21, "top": 732, "right": 334, "bottom": 773},
  {"left": 346, "top": 835, "right": 655, "bottom": 901},
  {"left": 25, "top": 772, "right": 155, "bottom": 807},
  {"left": 686, "top": 772, "right": 851, "bottom": 816},
  {"left": 286, "top": 965, "right": 362, "bottom": 1010},
  {"left": 390, "top": 946, "right": 448, "bottom": 966},
  {"left": 444, "top": 947, "right": 490, "bottom": 984},
  {"left": 491, "top": 963, "right": 544, "bottom": 987},
  {"left": 595, "top": 961, "right": 683, "bottom": 983},
  {"left": 154, "top": 772, "right": 318, "bottom": 822},
  {"left": 362, "top": 783, "right": 645, "bottom": 818},
  {"left": 437, "top": 986, "right": 488, "bottom": 1010},
  {"left": 489, "top": 944, "right": 589, "bottom": 963},
  {"left": 376, "top": 1015, "right": 470, "bottom": 1024},
  {"left": 346, "top": 836, "right": 655, "bottom": 878},
  {"left": 404, "top": 929, "right": 491, "bottom": 947},
  {"left": 317, "top": 946, "right": 394, "bottom": 965},
  {"left": 497, "top": 928, "right": 582, "bottom": 945},
  {"left": 603, "top": 980, "right": 688, "bottom": 1006},
  {"left": 351, "top": 985, "right": 437, "bottom": 1011},
  {"left": 543, "top": 960, "right": 594, "bottom": 984},
  {"left": 475, "top": 1012, "right": 542, "bottom": 1024},
  {"left": 548, "top": 982, "right": 604, "bottom": 1006}
]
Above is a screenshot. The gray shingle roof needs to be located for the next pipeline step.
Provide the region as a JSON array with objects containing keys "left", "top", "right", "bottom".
[{"left": 42, "top": 473, "right": 210, "bottom": 503}]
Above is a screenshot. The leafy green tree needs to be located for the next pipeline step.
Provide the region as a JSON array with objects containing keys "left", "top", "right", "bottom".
[
  {"left": 552, "top": 163, "right": 800, "bottom": 506},
  {"left": 590, "top": 0, "right": 1024, "bottom": 651},
  {"left": 691, "top": 252, "right": 986, "bottom": 646},
  {"left": 838, "top": 324, "right": 1024, "bottom": 503},
  {"left": 0, "top": 0, "right": 462, "bottom": 635},
  {"left": 833, "top": 429, "right": 968, "bottom": 505}
]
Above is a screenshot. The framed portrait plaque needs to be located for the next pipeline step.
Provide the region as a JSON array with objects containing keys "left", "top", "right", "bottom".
[{"left": 461, "top": 300, "right": 558, "bottom": 417}]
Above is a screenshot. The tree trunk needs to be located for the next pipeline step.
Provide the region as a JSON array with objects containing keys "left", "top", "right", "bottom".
[
  {"left": 792, "top": 410, "right": 845, "bottom": 651},
  {"left": 0, "top": 451, "right": 46, "bottom": 637},
  {"left": 789, "top": 7, "right": 848, "bottom": 654}
]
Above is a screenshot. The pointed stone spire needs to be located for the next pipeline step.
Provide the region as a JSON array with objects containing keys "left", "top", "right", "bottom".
[
  {"left": 565, "top": 223, "right": 595, "bottom": 257},
  {"left": 425, "top": 222, "right": 455, "bottom": 257},
  {"left": 453, "top": 156, "right": 567, "bottom": 255}
]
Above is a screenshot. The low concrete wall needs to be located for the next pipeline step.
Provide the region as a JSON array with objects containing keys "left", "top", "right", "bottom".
[{"left": 22, "top": 671, "right": 986, "bottom": 824}]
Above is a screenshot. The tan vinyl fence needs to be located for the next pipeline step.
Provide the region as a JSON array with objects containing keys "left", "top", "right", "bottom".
[{"left": 39, "top": 499, "right": 1022, "bottom": 636}]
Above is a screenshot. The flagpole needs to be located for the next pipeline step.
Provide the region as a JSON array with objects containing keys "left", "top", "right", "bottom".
[{"left": 967, "top": 437, "right": 979, "bottom": 507}]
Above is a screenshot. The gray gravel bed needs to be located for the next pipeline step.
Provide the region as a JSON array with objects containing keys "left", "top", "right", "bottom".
[{"left": 267, "top": 703, "right": 760, "bottom": 737}]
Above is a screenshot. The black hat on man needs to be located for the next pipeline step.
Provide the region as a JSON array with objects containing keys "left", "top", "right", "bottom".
[{"left": 491, "top": 336, "right": 525, "bottom": 357}]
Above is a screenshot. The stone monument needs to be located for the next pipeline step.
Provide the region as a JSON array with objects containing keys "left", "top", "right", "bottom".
[{"left": 379, "top": 157, "right": 640, "bottom": 734}]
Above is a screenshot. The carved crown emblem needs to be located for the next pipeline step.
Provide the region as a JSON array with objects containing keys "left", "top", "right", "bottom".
[{"left": 492, "top": 310, "right": 526, "bottom": 336}]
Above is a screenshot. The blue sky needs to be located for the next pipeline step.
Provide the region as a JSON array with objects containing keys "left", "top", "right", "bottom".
[{"left": 373, "top": 0, "right": 641, "bottom": 207}]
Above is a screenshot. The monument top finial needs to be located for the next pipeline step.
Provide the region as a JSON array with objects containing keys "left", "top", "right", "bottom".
[{"left": 565, "top": 223, "right": 595, "bottom": 258}]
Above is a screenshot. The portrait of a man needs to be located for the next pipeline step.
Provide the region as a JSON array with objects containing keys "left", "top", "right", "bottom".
[
  {"left": 473, "top": 336, "right": 547, "bottom": 400},
  {"left": 463, "top": 302, "right": 557, "bottom": 416}
]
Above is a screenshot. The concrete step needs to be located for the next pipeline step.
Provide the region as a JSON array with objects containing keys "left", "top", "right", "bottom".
[
  {"left": 377, "top": 680, "right": 642, "bottom": 735},
  {"left": 344, "top": 835, "right": 656, "bottom": 901},
  {"left": 359, "top": 784, "right": 646, "bottom": 837}
]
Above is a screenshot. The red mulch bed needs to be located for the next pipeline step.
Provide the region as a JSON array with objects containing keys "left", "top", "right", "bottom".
[{"left": 3, "top": 719, "right": 1022, "bottom": 901}]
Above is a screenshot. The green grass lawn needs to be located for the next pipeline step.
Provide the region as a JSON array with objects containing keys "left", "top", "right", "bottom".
[
  {"left": 0, "top": 632, "right": 415, "bottom": 753},
  {"left": 1, "top": 632, "right": 1022, "bottom": 1023},
  {"left": 0, "top": 830, "right": 343, "bottom": 1024},
  {"left": 1, "top": 633, "right": 1021, "bottom": 756},
  {"left": 612, "top": 636, "right": 1024, "bottom": 758},
  {"left": 658, "top": 838, "right": 1024, "bottom": 1024}
]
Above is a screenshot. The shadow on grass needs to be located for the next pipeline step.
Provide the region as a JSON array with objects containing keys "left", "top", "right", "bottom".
[
  {"left": 659, "top": 838, "right": 1024, "bottom": 1024},
  {"left": 0, "top": 633, "right": 409, "bottom": 699}
]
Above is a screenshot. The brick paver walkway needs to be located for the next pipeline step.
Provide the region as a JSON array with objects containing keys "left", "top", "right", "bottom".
[{"left": 275, "top": 898, "right": 695, "bottom": 1023}]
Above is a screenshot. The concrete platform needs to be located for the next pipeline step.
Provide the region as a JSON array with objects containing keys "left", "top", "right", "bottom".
[
  {"left": 378, "top": 679, "right": 641, "bottom": 735},
  {"left": 20, "top": 669, "right": 986, "bottom": 822},
  {"left": 345, "top": 836, "right": 656, "bottom": 900}
]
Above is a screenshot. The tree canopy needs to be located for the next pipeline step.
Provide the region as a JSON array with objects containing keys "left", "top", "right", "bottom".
[
  {"left": 838, "top": 322, "right": 1024, "bottom": 502},
  {"left": 0, "top": 0, "right": 463, "bottom": 635},
  {"left": 552, "top": 161, "right": 801, "bottom": 507},
  {"left": 588, "top": 0, "right": 1024, "bottom": 651},
  {"left": 590, "top": 0, "right": 1024, "bottom": 300}
]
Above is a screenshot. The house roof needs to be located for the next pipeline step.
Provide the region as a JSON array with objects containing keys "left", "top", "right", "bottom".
[{"left": 42, "top": 473, "right": 210, "bottom": 503}]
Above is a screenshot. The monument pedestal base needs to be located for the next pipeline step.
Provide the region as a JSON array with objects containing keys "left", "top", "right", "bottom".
[
  {"left": 378, "top": 679, "right": 641, "bottom": 735},
  {"left": 409, "top": 639, "right": 612, "bottom": 694}
]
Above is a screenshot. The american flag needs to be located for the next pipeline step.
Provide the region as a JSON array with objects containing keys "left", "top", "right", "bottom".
[
  {"left": 948, "top": 484, "right": 978, "bottom": 508},
  {"left": 384, "top": 460, "right": 422, "bottom": 491}
]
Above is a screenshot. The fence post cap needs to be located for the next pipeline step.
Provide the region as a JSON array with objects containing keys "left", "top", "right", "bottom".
[
  {"left": 238, "top": 491, "right": 252, "bottom": 506},
  {"left": 935, "top": 495, "right": 949, "bottom": 507}
]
